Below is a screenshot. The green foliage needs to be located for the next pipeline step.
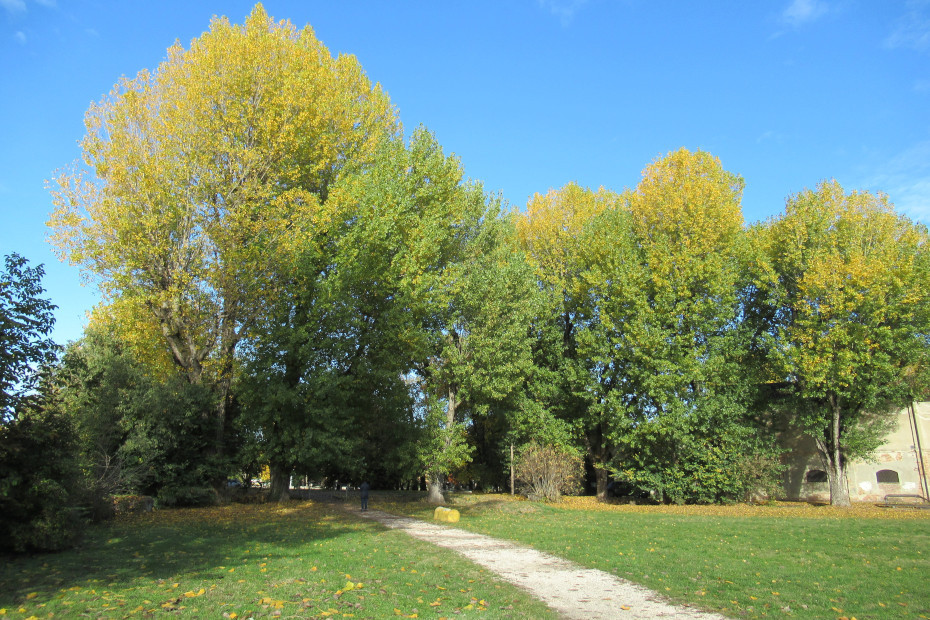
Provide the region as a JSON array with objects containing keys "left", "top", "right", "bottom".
[
  {"left": 124, "top": 377, "right": 221, "bottom": 504},
  {"left": 328, "top": 128, "right": 537, "bottom": 493},
  {"left": 416, "top": 396, "right": 475, "bottom": 483},
  {"left": 515, "top": 183, "right": 622, "bottom": 493},
  {"left": 40, "top": 1, "right": 930, "bottom": 508},
  {"left": 154, "top": 485, "right": 217, "bottom": 508},
  {"left": 0, "top": 406, "right": 83, "bottom": 552},
  {"left": 613, "top": 396, "right": 785, "bottom": 504},
  {"left": 54, "top": 329, "right": 143, "bottom": 496},
  {"left": 0, "top": 253, "right": 80, "bottom": 551},
  {"left": 519, "top": 151, "right": 764, "bottom": 500},
  {"left": 0, "top": 253, "right": 58, "bottom": 420},
  {"left": 754, "top": 180, "right": 930, "bottom": 504},
  {"left": 236, "top": 130, "right": 466, "bottom": 493},
  {"left": 53, "top": 327, "right": 224, "bottom": 503},
  {"left": 432, "top": 215, "right": 540, "bottom": 412},
  {"left": 48, "top": 6, "right": 399, "bottom": 491}
]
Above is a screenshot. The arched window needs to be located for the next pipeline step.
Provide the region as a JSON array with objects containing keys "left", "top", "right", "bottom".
[
  {"left": 876, "top": 469, "right": 900, "bottom": 484},
  {"left": 806, "top": 469, "right": 828, "bottom": 483}
]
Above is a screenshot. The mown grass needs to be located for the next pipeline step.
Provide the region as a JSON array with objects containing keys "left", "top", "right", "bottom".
[
  {"left": 377, "top": 493, "right": 930, "bottom": 619},
  {"left": 0, "top": 501, "right": 555, "bottom": 619}
]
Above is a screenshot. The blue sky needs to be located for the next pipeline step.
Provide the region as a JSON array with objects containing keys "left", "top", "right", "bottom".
[{"left": 2, "top": 0, "right": 929, "bottom": 346}]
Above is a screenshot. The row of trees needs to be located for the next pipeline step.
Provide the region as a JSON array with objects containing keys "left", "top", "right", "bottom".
[
  {"left": 515, "top": 164, "right": 930, "bottom": 505},
  {"left": 5, "top": 6, "right": 929, "bottom": 550}
]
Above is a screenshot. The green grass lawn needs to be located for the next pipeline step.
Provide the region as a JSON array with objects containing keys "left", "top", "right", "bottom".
[
  {"left": 0, "top": 501, "right": 555, "bottom": 619},
  {"left": 4, "top": 495, "right": 928, "bottom": 619},
  {"left": 376, "top": 493, "right": 930, "bottom": 619}
]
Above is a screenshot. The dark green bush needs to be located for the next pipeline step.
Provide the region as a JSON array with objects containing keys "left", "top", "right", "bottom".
[
  {"left": 155, "top": 485, "right": 216, "bottom": 507},
  {"left": 0, "top": 408, "right": 84, "bottom": 552}
]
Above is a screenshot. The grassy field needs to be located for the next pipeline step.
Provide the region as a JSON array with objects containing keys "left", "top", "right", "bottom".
[
  {"left": 0, "top": 501, "right": 555, "bottom": 619},
  {"left": 376, "top": 493, "right": 930, "bottom": 619},
  {"left": 3, "top": 495, "right": 928, "bottom": 619}
]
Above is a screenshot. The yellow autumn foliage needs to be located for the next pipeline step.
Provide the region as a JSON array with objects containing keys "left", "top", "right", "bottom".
[
  {"left": 516, "top": 182, "right": 619, "bottom": 293},
  {"left": 48, "top": 4, "right": 397, "bottom": 384}
]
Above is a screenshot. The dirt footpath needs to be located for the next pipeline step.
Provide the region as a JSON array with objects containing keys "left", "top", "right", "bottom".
[{"left": 356, "top": 508, "right": 727, "bottom": 620}]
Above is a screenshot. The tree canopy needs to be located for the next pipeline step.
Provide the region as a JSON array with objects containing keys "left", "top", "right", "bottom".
[
  {"left": 754, "top": 180, "right": 930, "bottom": 505},
  {"left": 48, "top": 4, "right": 397, "bottom": 490},
  {"left": 1, "top": 253, "right": 58, "bottom": 420},
  {"left": 36, "top": 4, "right": 930, "bottom": 511}
]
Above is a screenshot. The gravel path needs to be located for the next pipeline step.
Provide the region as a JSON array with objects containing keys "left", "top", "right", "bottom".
[{"left": 355, "top": 508, "right": 728, "bottom": 620}]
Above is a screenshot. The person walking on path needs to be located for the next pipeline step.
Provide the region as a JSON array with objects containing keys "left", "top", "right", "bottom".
[{"left": 359, "top": 481, "right": 370, "bottom": 511}]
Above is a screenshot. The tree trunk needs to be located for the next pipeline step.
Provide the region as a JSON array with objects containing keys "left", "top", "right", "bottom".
[
  {"left": 151, "top": 297, "right": 240, "bottom": 498},
  {"left": 594, "top": 466, "right": 609, "bottom": 500},
  {"left": 268, "top": 464, "right": 290, "bottom": 503},
  {"left": 585, "top": 422, "right": 612, "bottom": 499},
  {"left": 829, "top": 397, "right": 850, "bottom": 506},
  {"left": 510, "top": 443, "right": 515, "bottom": 495},
  {"left": 426, "top": 385, "right": 460, "bottom": 505},
  {"left": 818, "top": 395, "right": 851, "bottom": 507},
  {"left": 828, "top": 460, "right": 850, "bottom": 506},
  {"left": 209, "top": 352, "right": 235, "bottom": 494}
]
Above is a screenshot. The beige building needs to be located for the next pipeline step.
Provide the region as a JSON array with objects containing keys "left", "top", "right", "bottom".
[{"left": 783, "top": 402, "right": 930, "bottom": 503}]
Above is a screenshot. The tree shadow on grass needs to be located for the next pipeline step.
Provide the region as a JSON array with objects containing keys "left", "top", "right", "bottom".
[{"left": 0, "top": 500, "right": 370, "bottom": 609}]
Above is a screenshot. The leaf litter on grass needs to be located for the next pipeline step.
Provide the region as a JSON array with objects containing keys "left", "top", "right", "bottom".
[
  {"left": 375, "top": 493, "right": 930, "bottom": 619},
  {"left": 0, "top": 501, "right": 555, "bottom": 619}
]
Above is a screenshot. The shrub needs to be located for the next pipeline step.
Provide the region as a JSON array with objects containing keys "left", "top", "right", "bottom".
[
  {"left": 156, "top": 485, "right": 216, "bottom": 507},
  {"left": 111, "top": 494, "right": 155, "bottom": 514},
  {"left": 515, "top": 442, "right": 582, "bottom": 502},
  {"left": 0, "top": 408, "right": 84, "bottom": 552}
]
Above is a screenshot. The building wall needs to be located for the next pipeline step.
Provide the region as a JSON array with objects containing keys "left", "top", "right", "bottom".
[{"left": 783, "top": 403, "right": 930, "bottom": 503}]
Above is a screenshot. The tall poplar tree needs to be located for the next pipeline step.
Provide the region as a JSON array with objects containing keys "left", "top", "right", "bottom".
[
  {"left": 516, "top": 183, "right": 619, "bottom": 496},
  {"left": 757, "top": 180, "right": 930, "bottom": 506},
  {"left": 582, "top": 149, "right": 771, "bottom": 503},
  {"left": 48, "top": 5, "right": 396, "bottom": 488}
]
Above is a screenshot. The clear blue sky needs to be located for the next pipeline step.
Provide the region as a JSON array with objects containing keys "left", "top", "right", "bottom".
[{"left": 2, "top": 0, "right": 929, "bottom": 346}]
